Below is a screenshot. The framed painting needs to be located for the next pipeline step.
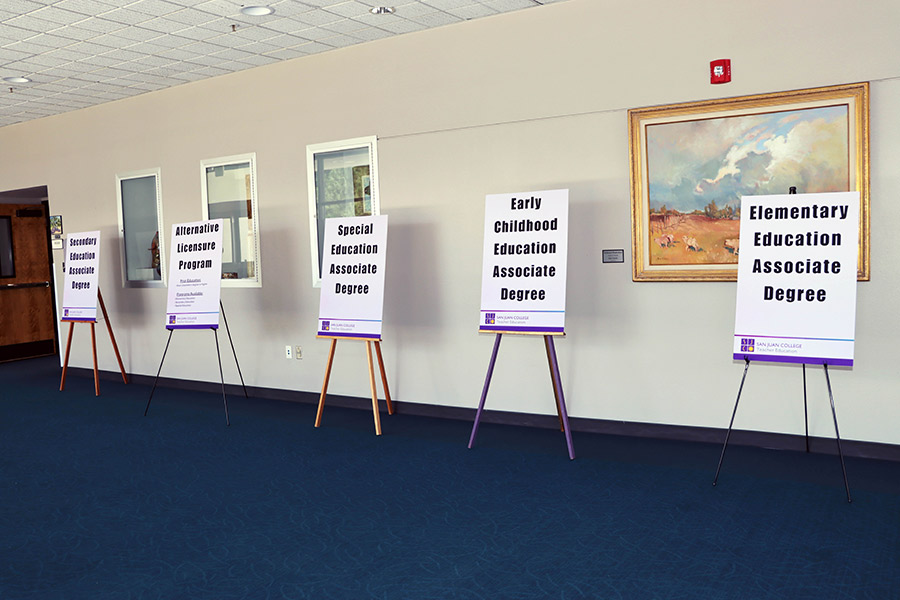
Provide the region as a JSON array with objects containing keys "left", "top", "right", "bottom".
[{"left": 629, "top": 82, "right": 869, "bottom": 281}]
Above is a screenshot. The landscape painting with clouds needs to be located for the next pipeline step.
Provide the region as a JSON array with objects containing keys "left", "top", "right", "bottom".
[{"left": 645, "top": 105, "right": 850, "bottom": 266}]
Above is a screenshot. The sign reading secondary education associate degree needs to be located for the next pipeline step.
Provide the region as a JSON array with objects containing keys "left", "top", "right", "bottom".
[
  {"left": 165, "top": 219, "right": 224, "bottom": 329},
  {"left": 733, "top": 191, "right": 859, "bottom": 366},
  {"left": 317, "top": 215, "right": 388, "bottom": 339},
  {"left": 61, "top": 230, "right": 100, "bottom": 322},
  {"left": 480, "top": 189, "right": 568, "bottom": 333}
]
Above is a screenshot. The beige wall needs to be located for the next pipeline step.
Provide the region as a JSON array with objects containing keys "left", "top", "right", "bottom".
[{"left": 2, "top": 0, "right": 899, "bottom": 443}]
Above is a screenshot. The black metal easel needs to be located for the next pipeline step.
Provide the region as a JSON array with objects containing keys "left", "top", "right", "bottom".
[
  {"left": 714, "top": 187, "right": 851, "bottom": 502},
  {"left": 143, "top": 301, "right": 248, "bottom": 426},
  {"left": 712, "top": 358, "right": 851, "bottom": 502}
]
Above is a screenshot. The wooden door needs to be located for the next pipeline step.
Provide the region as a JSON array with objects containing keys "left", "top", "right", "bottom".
[{"left": 0, "top": 203, "right": 57, "bottom": 361}]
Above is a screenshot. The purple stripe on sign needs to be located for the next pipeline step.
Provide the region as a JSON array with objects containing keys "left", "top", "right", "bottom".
[
  {"left": 479, "top": 326, "right": 565, "bottom": 333},
  {"left": 733, "top": 353, "right": 853, "bottom": 367},
  {"left": 735, "top": 334, "right": 854, "bottom": 343},
  {"left": 318, "top": 318, "right": 382, "bottom": 323},
  {"left": 480, "top": 310, "right": 566, "bottom": 314},
  {"left": 317, "top": 331, "right": 380, "bottom": 339},
  {"left": 168, "top": 324, "right": 219, "bottom": 330},
  {"left": 61, "top": 318, "right": 96, "bottom": 323}
]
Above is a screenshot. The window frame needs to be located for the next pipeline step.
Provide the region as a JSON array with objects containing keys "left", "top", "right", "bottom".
[
  {"left": 115, "top": 167, "right": 166, "bottom": 288},
  {"left": 200, "top": 152, "right": 262, "bottom": 288},
  {"left": 306, "top": 136, "right": 380, "bottom": 287}
]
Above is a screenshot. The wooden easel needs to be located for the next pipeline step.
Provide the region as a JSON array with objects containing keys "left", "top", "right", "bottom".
[
  {"left": 59, "top": 290, "right": 128, "bottom": 396},
  {"left": 468, "top": 331, "right": 574, "bottom": 459},
  {"left": 315, "top": 336, "right": 394, "bottom": 435}
]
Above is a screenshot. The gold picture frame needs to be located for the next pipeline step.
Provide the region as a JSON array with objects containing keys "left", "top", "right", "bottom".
[{"left": 629, "top": 82, "right": 869, "bottom": 282}]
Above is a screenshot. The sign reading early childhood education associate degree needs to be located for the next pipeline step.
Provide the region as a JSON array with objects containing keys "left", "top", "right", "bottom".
[
  {"left": 733, "top": 192, "right": 860, "bottom": 366},
  {"left": 62, "top": 231, "right": 101, "bottom": 321},
  {"left": 165, "top": 219, "right": 224, "bottom": 330},
  {"left": 480, "top": 189, "right": 568, "bottom": 333},
  {"left": 318, "top": 215, "right": 388, "bottom": 339}
]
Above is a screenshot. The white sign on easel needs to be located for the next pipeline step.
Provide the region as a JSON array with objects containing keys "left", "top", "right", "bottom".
[
  {"left": 317, "top": 215, "right": 388, "bottom": 339},
  {"left": 165, "top": 219, "right": 224, "bottom": 329},
  {"left": 479, "top": 189, "right": 568, "bottom": 333},
  {"left": 62, "top": 230, "right": 101, "bottom": 321},
  {"left": 733, "top": 191, "right": 860, "bottom": 366}
]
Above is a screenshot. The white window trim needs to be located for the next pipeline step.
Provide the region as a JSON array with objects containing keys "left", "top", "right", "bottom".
[
  {"left": 116, "top": 167, "right": 166, "bottom": 288},
  {"left": 200, "top": 152, "right": 262, "bottom": 288},
  {"left": 306, "top": 136, "right": 380, "bottom": 288}
]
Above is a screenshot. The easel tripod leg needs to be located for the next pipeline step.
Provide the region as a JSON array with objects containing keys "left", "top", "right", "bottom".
[
  {"left": 714, "top": 357, "right": 751, "bottom": 486},
  {"left": 90, "top": 322, "right": 99, "bottom": 396},
  {"left": 220, "top": 301, "right": 248, "bottom": 398},
  {"left": 315, "top": 339, "right": 337, "bottom": 428},
  {"left": 213, "top": 329, "right": 231, "bottom": 426},
  {"left": 99, "top": 291, "right": 128, "bottom": 384},
  {"left": 803, "top": 364, "right": 809, "bottom": 452},
  {"left": 823, "top": 363, "right": 852, "bottom": 503},
  {"left": 366, "top": 341, "right": 383, "bottom": 436},
  {"left": 144, "top": 329, "right": 173, "bottom": 416},
  {"left": 468, "top": 334, "right": 502, "bottom": 449},
  {"left": 546, "top": 335, "right": 575, "bottom": 460},
  {"left": 544, "top": 335, "right": 564, "bottom": 432},
  {"left": 374, "top": 341, "right": 394, "bottom": 415},
  {"left": 59, "top": 322, "right": 75, "bottom": 391}
]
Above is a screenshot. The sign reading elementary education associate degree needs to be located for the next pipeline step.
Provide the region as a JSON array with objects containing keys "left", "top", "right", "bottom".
[
  {"left": 61, "top": 231, "right": 101, "bottom": 322},
  {"left": 733, "top": 192, "right": 860, "bottom": 366},
  {"left": 480, "top": 189, "right": 568, "bottom": 333},
  {"left": 165, "top": 219, "right": 224, "bottom": 330},
  {"left": 317, "top": 215, "right": 388, "bottom": 339}
]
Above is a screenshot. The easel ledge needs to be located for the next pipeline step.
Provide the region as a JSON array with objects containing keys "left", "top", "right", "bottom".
[{"left": 315, "top": 335, "right": 394, "bottom": 435}]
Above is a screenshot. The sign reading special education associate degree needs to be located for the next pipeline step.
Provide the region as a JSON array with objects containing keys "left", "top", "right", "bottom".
[
  {"left": 61, "top": 231, "right": 101, "bottom": 321},
  {"left": 317, "top": 215, "right": 388, "bottom": 339},
  {"left": 165, "top": 219, "right": 224, "bottom": 330},
  {"left": 733, "top": 191, "right": 860, "bottom": 366},
  {"left": 480, "top": 189, "right": 568, "bottom": 333}
]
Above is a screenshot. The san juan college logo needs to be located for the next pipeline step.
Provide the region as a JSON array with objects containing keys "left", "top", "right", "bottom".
[{"left": 740, "top": 338, "right": 755, "bottom": 353}]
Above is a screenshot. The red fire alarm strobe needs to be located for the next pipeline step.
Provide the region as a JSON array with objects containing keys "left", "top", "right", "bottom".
[{"left": 710, "top": 59, "right": 731, "bottom": 84}]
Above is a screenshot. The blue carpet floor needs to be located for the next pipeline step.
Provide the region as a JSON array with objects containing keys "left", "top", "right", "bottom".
[{"left": 1, "top": 356, "right": 899, "bottom": 599}]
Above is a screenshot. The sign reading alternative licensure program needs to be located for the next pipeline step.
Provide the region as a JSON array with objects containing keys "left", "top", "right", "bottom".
[
  {"left": 165, "top": 219, "right": 223, "bottom": 329},
  {"left": 480, "top": 189, "right": 568, "bottom": 333},
  {"left": 733, "top": 191, "right": 859, "bottom": 366},
  {"left": 62, "top": 231, "right": 100, "bottom": 322},
  {"left": 317, "top": 215, "right": 388, "bottom": 339}
]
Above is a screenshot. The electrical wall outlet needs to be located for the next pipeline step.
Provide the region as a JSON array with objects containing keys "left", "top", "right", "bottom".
[
  {"left": 294, "top": 345, "right": 302, "bottom": 359},
  {"left": 285, "top": 345, "right": 292, "bottom": 359}
]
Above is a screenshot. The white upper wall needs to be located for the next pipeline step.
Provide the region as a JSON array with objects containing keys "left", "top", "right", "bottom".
[{"left": 2, "top": 0, "right": 899, "bottom": 444}]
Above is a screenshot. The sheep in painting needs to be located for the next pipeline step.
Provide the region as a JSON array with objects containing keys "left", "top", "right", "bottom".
[{"left": 683, "top": 235, "right": 700, "bottom": 251}]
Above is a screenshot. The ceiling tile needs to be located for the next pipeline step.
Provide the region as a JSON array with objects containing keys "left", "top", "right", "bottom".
[
  {"left": 377, "top": 17, "right": 429, "bottom": 34},
  {"left": 53, "top": 0, "right": 121, "bottom": 14},
  {"left": 126, "top": 0, "right": 185, "bottom": 18},
  {"left": 409, "top": 11, "right": 463, "bottom": 26},
  {"left": 30, "top": 6, "right": 91, "bottom": 26},
  {"left": 421, "top": 0, "right": 475, "bottom": 10},
  {"left": 448, "top": 4, "right": 497, "bottom": 19},
  {"left": 348, "top": 27, "right": 393, "bottom": 42},
  {"left": 98, "top": 8, "right": 156, "bottom": 26}
]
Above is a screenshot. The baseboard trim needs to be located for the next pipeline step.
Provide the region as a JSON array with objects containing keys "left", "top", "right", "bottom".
[{"left": 70, "top": 366, "right": 900, "bottom": 462}]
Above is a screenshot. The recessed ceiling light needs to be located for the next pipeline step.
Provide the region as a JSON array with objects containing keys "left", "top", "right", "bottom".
[
  {"left": 240, "top": 5, "right": 274, "bottom": 16},
  {"left": 369, "top": 6, "right": 395, "bottom": 14},
  {"left": 3, "top": 76, "right": 31, "bottom": 84}
]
